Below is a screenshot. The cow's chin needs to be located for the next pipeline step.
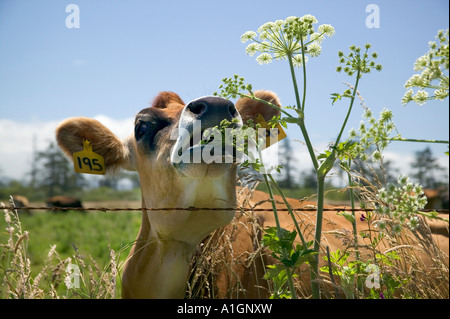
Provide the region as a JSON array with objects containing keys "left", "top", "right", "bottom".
[{"left": 173, "top": 162, "right": 234, "bottom": 179}]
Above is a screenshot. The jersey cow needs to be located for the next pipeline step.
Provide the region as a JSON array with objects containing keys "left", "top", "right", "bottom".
[
  {"left": 56, "top": 91, "right": 448, "bottom": 299},
  {"left": 56, "top": 91, "right": 280, "bottom": 298}
]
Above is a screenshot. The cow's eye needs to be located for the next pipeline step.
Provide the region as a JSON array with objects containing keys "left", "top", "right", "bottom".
[{"left": 135, "top": 121, "right": 148, "bottom": 140}]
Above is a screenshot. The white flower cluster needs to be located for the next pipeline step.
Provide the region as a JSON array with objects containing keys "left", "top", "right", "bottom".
[
  {"left": 402, "top": 29, "right": 449, "bottom": 105},
  {"left": 240, "top": 15, "right": 335, "bottom": 66},
  {"left": 374, "top": 175, "right": 427, "bottom": 235},
  {"left": 348, "top": 108, "right": 397, "bottom": 162}
]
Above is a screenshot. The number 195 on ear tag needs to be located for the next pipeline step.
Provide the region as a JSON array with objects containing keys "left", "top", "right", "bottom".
[{"left": 73, "top": 139, "right": 105, "bottom": 175}]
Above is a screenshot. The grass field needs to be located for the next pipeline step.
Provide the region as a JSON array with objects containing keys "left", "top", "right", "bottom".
[
  {"left": 0, "top": 199, "right": 142, "bottom": 298},
  {"left": 0, "top": 186, "right": 351, "bottom": 299},
  {"left": 5, "top": 185, "right": 444, "bottom": 299}
]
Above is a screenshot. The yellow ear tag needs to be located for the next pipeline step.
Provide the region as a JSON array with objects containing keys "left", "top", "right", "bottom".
[
  {"left": 73, "top": 139, "right": 105, "bottom": 175},
  {"left": 255, "top": 114, "right": 287, "bottom": 149}
]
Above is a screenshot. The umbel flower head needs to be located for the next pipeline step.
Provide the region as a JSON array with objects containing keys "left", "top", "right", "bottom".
[
  {"left": 374, "top": 175, "right": 428, "bottom": 235},
  {"left": 402, "top": 29, "right": 449, "bottom": 105},
  {"left": 336, "top": 43, "right": 383, "bottom": 78},
  {"left": 347, "top": 107, "right": 398, "bottom": 162},
  {"left": 241, "top": 15, "right": 335, "bottom": 66}
]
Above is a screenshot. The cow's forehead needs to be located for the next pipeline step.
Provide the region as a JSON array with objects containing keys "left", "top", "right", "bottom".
[{"left": 135, "top": 104, "right": 183, "bottom": 123}]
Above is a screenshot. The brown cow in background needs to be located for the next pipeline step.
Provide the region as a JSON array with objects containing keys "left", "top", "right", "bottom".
[
  {"left": 11, "top": 195, "right": 31, "bottom": 215},
  {"left": 46, "top": 195, "right": 83, "bottom": 212}
]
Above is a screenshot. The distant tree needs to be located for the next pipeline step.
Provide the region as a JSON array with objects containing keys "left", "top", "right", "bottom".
[
  {"left": 99, "top": 171, "right": 140, "bottom": 190},
  {"left": 99, "top": 175, "right": 120, "bottom": 190},
  {"left": 300, "top": 168, "right": 318, "bottom": 190},
  {"left": 277, "top": 139, "right": 298, "bottom": 189},
  {"left": 410, "top": 147, "right": 445, "bottom": 189},
  {"left": 123, "top": 171, "right": 140, "bottom": 188},
  {"left": 0, "top": 167, "right": 4, "bottom": 189},
  {"left": 34, "top": 141, "right": 86, "bottom": 197}
]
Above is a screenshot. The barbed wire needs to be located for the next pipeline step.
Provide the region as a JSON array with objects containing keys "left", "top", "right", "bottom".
[{"left": 2, "top": 205, "right": 449, "bottom": 213}]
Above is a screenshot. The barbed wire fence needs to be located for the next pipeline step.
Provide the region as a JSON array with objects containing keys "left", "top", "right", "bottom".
[{"left": 2, "top": 204, "right": 449, "bottom": 214}]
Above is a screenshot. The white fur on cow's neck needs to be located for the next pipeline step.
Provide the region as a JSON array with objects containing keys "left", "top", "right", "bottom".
[
  {"left": 142, "top": 173, "right": 236, "bottom": 245},
  {"left": 121, "top": 170, "right": 237, "bottom": 298}
]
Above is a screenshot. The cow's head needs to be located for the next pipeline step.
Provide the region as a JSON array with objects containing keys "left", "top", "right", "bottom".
[{"left": 56, "top": 90, "right": 280, "bottom": 244}]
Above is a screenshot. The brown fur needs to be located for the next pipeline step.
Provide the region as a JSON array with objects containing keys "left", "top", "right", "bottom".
[
  {"left": 56, "top": 117, "right": 132, "bottom": 172},
  {"left": 236, "top": 90, "right": 281, "bottom": 124},
  {"left": 210, "top": 189, "right": 449, "bottom": 298}
]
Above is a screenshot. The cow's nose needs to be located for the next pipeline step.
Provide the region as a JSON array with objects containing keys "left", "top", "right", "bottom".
[
  {"left": 186, "top": 100, "right": 207, "bottom": 115},
  {"left": 186, "top": 96, "right": 239, "bottom": 127}
]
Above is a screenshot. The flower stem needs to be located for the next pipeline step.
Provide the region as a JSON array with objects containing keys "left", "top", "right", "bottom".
[
  {"left": 347, "top": 164, "right": 360, "bottom": 262},
  {"left": 415, "top": 210, "right": 449, "bottom": 222},
  {"left": 310, "top": 173, "right": 325, "bottom": 299},
  {"left": 287, "top": 50, "right": 325, "bottom": 298},
  {"left": 299, "top": 36, "right": 307, "bottom": 112},
  {"left": 259, "top": 148, "right": 297, "bottom": 299},
  {"left": 268, "top": 174, "right": 308, "bottom": 248},
  {"left": 287, "top": 53, "right": 319, "bottom": 170},
  {"left": 389, "top": 137, "right": 449, "bottom": 144},
  {"left": 310, "top": 68, "right": 362, "bottom": 299},
  {"left": 287, "top": 53, "right": 303, "bottom": 111},
  {"left": 346, "top": 159, "right": 362, "bottom": 293},
  {"left": 334, "top": 70, "right": 361, "bottom": 149}
]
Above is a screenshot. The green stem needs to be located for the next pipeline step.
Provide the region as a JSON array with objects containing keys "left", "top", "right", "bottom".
[
  {"left": 268, "top": 174, "right": 308, "bottom": 248},
  {"left": 259, "top": 148, "right": 297, "bottom": 299},
  {"left": 415, "top": 210, "right": 449, "bottom": 222},
  {"left": 287, "top": 53, "right": 319, "bottom": 170},
  {"left": 287, "top": 53, "right": 303, "bottom": 111},
  {"left": 298, "top": 122, "right": 319, "bottom": 170},
  {"left": 310, "top": 174, "right": 325, "bottom": 299},
  {"left": 334, "top": 70, "right": 361, "bottom": 149},
  {"left": 347, "top": 159, "right": 362, "bottom": 293},
  {"left": 287, "top": 48, "right": 324, "bottom": 298},
  {"left": 262, "top": 172, "right": 282, "bottom": 231},
  {"left": 309, "top": 68, "right": 362, "bottom": 300},
  {"left": 389, "top": 137, "right": 449, "bottom": 144},
  {"left": 346, "top": 159, "right": 359, "bottom": 252},
  {"left": 284, "top": 267, "right": 297, "bottom": 300},
  {"left": 299, "top": 36, "right": 307, "bottom": 112}
]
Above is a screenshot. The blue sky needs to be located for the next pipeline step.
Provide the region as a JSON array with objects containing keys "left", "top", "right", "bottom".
[{"left": 0, "top": 0, "right": 448, "bottom": 181}]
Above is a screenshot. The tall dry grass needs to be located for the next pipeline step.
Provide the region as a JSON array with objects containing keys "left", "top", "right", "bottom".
[
  {"left": 184, "top": 185, "right": 449, "bottom": 299},
  {"left": 1, "top": 190, "right": 448, "bottom": 299},
  {"left": 1, "top": 197, "right": 121, "bottom": 299}
]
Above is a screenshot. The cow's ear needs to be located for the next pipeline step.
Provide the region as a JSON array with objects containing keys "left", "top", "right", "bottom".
[
  {"left": 235, "top": 90, "right": 281, "bottom": 125},
  {"left": 56, "top": 117, "right": 135, "bottom": 173},
  {"left": 152, "top": 91, "right": 185, "bottom": 109}
]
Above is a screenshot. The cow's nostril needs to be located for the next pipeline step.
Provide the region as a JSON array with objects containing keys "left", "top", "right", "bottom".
[
  {"left": 187, "top": 102, "right": 207, "bottom": 115},
  {"left": 228, "top": 104, "right": 238, "bottom": 118}
]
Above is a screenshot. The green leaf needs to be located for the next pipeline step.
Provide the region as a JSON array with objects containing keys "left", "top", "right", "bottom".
[
  {"left": 327, "top": 249, "right": 349, "bottom": 266},
  {"left": 330, "top": 93, "right": 343, "bottom": 105},
  {"left": 281, "top": 258, "right": 294, "bottom": 267},
  {"left": 262, "top": 227, "right": 296, "bottom": 260},
  {"left": 317, "top": 151, "right": 336, "bottom": 178},
  {"left": 337, "top": 211, "right": 356, "bottom": 224},
  {"left": 293, "top": 248, "right": 317, "bottom": 267},
  {"left": 317, "top": 150, "right": 332, "bottom": 161}
]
